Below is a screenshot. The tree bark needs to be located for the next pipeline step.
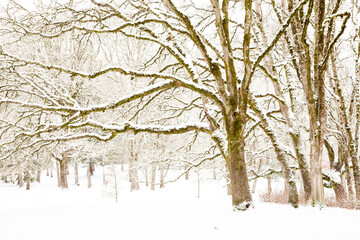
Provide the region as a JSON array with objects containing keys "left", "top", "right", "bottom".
[
  {"left": 159, "top": 163, "right": 165, "bottom": 189},
  {"left": 87, "top": 161, "right": 92, "bottom": 188},
  {"left": 129, "top": 139, "right": 139, "bottom": 191},
  {"left": 145, "top": 167, "right": 149, "bottom": 187},
  {"left": 56, "top": 161, "right": 61, "bottom": 187},
  {"left": 18, "top": 172, "right": 24, "bottom": 188},
  {"left": 151, "top": 164, "right": 156, "bottom": 191},
  {"left": 26, "top": 170, "right": 30, "bottom": 190},
  {"left": 227, "top": 121, "right": 252, "bottom": 209},
  {"left": 267, "top": 175, "right": 272, "bottom": 195},
  {"left": 36, "top": 169, "right": 41, "bottom": 183},
  {"left": 75, "top": 162, "right": 79, "bottom": 186}
]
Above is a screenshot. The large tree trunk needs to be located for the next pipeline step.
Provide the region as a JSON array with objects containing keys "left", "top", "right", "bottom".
[
  {"left": 57, "top": 152, "right": 69, "bottom": 189},
  {"left": 309, "top": 0, "right": 327, "bottom": 206},
  {"left": 310, "top": 131, "right": 325, "bottom": 205},
  {"left": 59, "top": 160, "right": 68, "bottom": 189},
  {"left": 227, "top": 123, "right": 252, "bottom": 210}
]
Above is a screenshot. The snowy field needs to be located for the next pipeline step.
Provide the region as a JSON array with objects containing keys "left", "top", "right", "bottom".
[{"left": 0, "top": 167, "right": 360, "bottom": 240}]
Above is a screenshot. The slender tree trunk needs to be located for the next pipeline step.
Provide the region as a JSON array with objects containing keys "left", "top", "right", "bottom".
[
  {"left": 103, "top": 165, "right": 106, "bottom": 184},
  {"left": 112, "top": 164, "right": 118, "bottom": 203},
  {"left": 331, "top": 54, "right": 360, "bottom": 203},
  {"left": 75, "top": 162, "right": 79, "bottom": 186},
  {"left": 256, "top": 2, "right": 312, "bottom": 200},
  {"left": 159, "top": 163, "right": 165, "bottom": 189},
  {"left": 343, "top": 152, "right": 355, "bottom": 201},
  {"left": 90, "top": 162, "right": 95, "bottom": 175},
  {"left": 251, "top": 159, "right": 263, "bottom": 194},
  {"left": 87, "top": 161, "right": 92, "bottom": 188},
  {"left": 197, "top": 167, "right": 200, "bottom": 198},
  {"left": 151, "top": 165, "right": 156, "bottom": 191},
  {"left": 18, "top": 172, "right": 24, "bottom": 188},
  {"left": 129, "top": 140, "right": 139, "bottom": 191},
  {"left": 145, "top": 167, "right": 149, "bottom": 187},
  {"left": 26, "top": 170, "right": 30, "bottom": 190},
  {"left": 213, "top": 167, "right": 217, "bottom": 180},
  {"left": 46, "top": 168, "right": 49, "bottom": 177},
  {"left": 185, "top": 165, "right": 189, "bottom": 180},
  {"left": 267, "top": 175, "right": 272, "bottom": 195},
  {"left": 249, "top": 98, "right": 299, "bottom": 207},
  {"left": 36, "top": 169, "right": 41, "bottom": 183},
  {"left": 56, "top": 161, "right": 61, "bottom": 187}
]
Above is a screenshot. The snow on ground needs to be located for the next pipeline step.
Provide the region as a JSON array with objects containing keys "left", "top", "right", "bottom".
[{"left": 0, "top": 167, "right": 360, "bottom": 240}]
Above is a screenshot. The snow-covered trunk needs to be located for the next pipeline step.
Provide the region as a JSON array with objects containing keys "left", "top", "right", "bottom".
[
  {"left": 74, "top": 162, "right": 79, "bottom": 186},
  {"left": 324, "top": 139, "right": 346, "bottom": 205},
  {"left": 26, "top": 170, "right": 30, "bottom": 190},
  {"left": 308, "top": 0, "right": 326, "bottom": 205},
  {"left": 249, "top": 98, "right": 299, "bottom": 207},
  {"left": 331, "top": 55, "right": 360, "bottom": 203},
  {"left": 87, "top": 161, "right": 92, "bottom": 188},
  {"left": 255, "top": 1, "right": 311, "bottom": 200},
  {"left": 18, "top": 172, "right": 24, "bottom": 188}
]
